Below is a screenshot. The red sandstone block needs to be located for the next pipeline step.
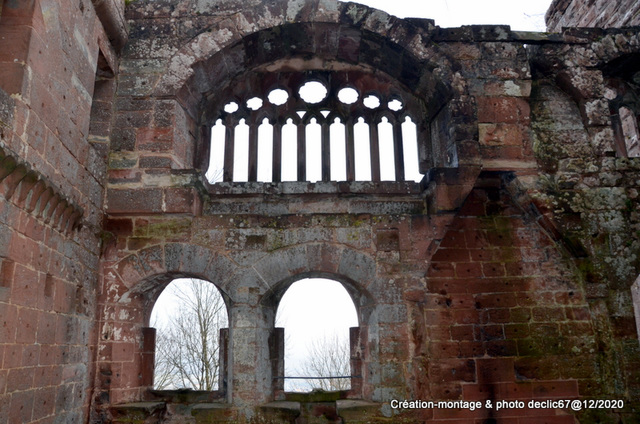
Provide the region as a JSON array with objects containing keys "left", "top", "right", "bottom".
[
  {"left": 53, "top": 281, "right": 76, "bottom": 314},
  {"left": 461, "top": 382, "right": 491, "bottom": 400},
  {"left": 486, "top": 308, "right": 511, "bottom": 324},
  {"left": 107, "top": 188, "right": 163, "bottom": 214},
  {"left": 111, "top": 342, "right": 135, "bottom": 362},
  {"left": 458, "top": 199, "right": 487, "bottom": 217},
  {"left": 455, "top": 262, "right": 483, "bottom": 278},
  {"left": 475, "top": 324, "right": 505, "bottom": 342},
  {"left": 458, "top": 341, "right": 485, "bottom": 357},
  {"left": 431, "top": 248, "right": 471, "bottom": 263},
  {"left": 532, "top": 307, "right": 566, "bottom": 322},
  {"left": 518, "top": 417, "right": 577, "bottom": 424},
  {"left": 9, "top": 389, "right": 35, "bottom": 423},
  {"left": 22, "top": 344, "right": 39, "bottom": 367},
  {"left": 476, "top": 358, "right": 515, "bottom": 384},
  {"left": 475, "top": 279, "right": 523, "bottom": 294},
  {"left": 104, "top": 218, "right": 134, "bottom": 235},
  {"left": 532, "top": 380, "right": 579, "bottom": 398},
  {"left": 430, "top": 358, "right": 477, "bottom": 383},
  {"left": 475, "top": 293, "right": 517, "bottom": 309},
  {"left": 37, "top": 345, "right": 61, "bottom": 367},
  {"left": 464, "top": 230, "right": 489, "bottom": 249},
  {"left": 164, "top": 187, "right": 195, "bottom": 213},
  {"left": 439, "top": 230, "right": 467, "bottom": 248},
  {"left": 450, "top": 308, "right": 481, "bottom": 326},
  {"left": 36, "top": 311, "right": 56, "bottom": 345},
  {"left": 450, "top": 325, "right": 475, "bottom": 341},
  {"left": 0, "top": 368, "right": 6, "bottom": 394},
  {"left": 7, "top": 367, "right": 35, "bottom": 393},
  {"left": 504, "top": 323, "right": 530, "bottom": 339},
  {"left": 428, "top": 262, "right": 456, "bottom": 278},
  {"left": 429, "top": 382, "right": 463, "bottom": 400},
  {"left": 479, "top": 123, "right": 526, "bottom": 147},
  {"left": 427, "top": 278, "right": 470, "bottom": 294},
  {"left": 469, "top": 248, "right": 494, "bottom": 262},
  {"left": 450, "top": 217, "right": 483, "bottom": 232},
  {"left": 16, "top": 307, "right": 38, "bottom": 344},
  {"left": 484, "top": 340, "right": 518, "bottom": 356},
  {"left": 33, "top": 365, "right": 58, "bottom": 387},
  {"left": 447, "top": 294, "right": 476, "bottom": 309},
  {"left": 0, "top": 60, "right": 27, "bottom": 95},
  {"left": 427, "top": 325, "right": 453, "bottom": 341},
  {"left": 554, "top": 291, "right": 585, "bottom": 305},
  {"left": 428, "top": 341, "right": 461, "bottom": 357},
  {"left": 0, "top": 26, "right": 31, "bottom": 64},
  {"left": 4, "top": 344, "right": 23, "bottom": 369},
  {"left": 564, "top": 306, "right": 591, "bottom": 321},
  {"left": 32, "top": 387, "right": 55, "bottom": 420},
  {"left": 482, "top": 262, "right": 506, "bottom": 277},
  {"left": 477, "top": 97, "right": 531, "bottom": 124}
]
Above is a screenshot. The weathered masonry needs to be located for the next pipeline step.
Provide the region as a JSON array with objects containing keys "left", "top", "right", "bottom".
[{"left": 0, "top": 0, "right": 639, "bottom": 423}]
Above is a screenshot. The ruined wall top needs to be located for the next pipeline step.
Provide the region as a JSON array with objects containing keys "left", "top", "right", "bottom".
[{"left": 546, "top": 0, "right": 640, "bottom": 32}]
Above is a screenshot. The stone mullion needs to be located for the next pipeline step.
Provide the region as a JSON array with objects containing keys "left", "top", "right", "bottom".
[
  {"left": 345, "top": 118, "right": 356, "bottom": 181},
  {"left": 297, "top": 121, "right": 306, "bottom": 182},
  {"left": 392, "top": 119, "right": 405, "bottom": 182},
  {"left": 272, "top": 120, "right": 282, "bottom": 183},
  {"left": 368, "top": 118, "right": 381, "bottom": 182},
  {"left": 321, "top": 119, "right": 331, "bottom": 182},
  {"left": 223, "top": 119, "right": 236, "bottom": 182},
  {"left": 248, "top": 119, "right": 259, "bottom": 182}
]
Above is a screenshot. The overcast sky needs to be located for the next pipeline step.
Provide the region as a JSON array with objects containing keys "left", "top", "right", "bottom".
[{"left": 350, "top": 0, "right": 552, "bottom": 31}]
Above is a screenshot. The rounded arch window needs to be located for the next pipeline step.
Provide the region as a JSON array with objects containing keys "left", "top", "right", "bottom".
[
  {"left": 274, "top": 278, "right": 358, "bottom": 392},
  {"left": 150, "top": 278, "right": 229, "bottom": 391}
]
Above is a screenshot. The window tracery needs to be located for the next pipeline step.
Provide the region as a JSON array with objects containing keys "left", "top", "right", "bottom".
[{"left": 205, "top": 71, "right": 426, "bottom": 185}]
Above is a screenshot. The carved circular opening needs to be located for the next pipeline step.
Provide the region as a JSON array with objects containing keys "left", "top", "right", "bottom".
[
  {"left": 299, "top": 81, "right": 328, "bottom": 104},
  {"left": 268, "top": 89, "right": 289, "bottom": 106},
  {"left": 246, "top": 97, "right": 263, "bottom": 110},
  {"left": 388, "top": 99, "right": 404, "bottom": 111},
  {"left": 363, "top": 94, "right": 381, "bottom": 109},
  {"left": 338, "top": 87, "right": 359, "bottom": 105},
  {"left": 223, "top": 101, "right": 239, "bottom": 113}
]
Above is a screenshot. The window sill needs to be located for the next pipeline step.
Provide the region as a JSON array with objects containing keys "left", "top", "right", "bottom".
[{"left": 206, "top": 180, "right": 425, "bottom": 196}]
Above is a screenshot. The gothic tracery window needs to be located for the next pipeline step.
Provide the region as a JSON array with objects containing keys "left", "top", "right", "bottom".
[{"left": 205, "top": 71, "right": 426, "bottom": 184}]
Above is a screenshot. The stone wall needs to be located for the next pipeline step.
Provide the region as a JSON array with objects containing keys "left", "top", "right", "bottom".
[
  {"left": 0, "top": 0, "right": 125, "bottom": 423},
  {"left": 546, "top": 0, "right": 640, "bottom": 31},
  {"left": 93, "top": 1, "right": 640, "bottom": 422},
  {"left": 1, "top": 0, "right": 639, "bottom": 423}
]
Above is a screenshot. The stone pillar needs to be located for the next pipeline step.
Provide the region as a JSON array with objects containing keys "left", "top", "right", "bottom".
[
  {"left": 230, "top": 303, "right": 273, "bottom": 406},
  {"left": 633, "top": 276, "right": 640, "bottom": 343}
]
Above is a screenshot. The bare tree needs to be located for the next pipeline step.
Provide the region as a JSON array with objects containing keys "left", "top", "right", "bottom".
[
  {"left": 152, "top": 279, "right": 228, "bottom": 390},
  {"left": 298, "top": 334, "right": 351, "bottom": 391}
]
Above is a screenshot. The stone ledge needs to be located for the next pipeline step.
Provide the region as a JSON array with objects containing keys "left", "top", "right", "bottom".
[{"left": 0, "top": 145, "right": 84, "bottom": 234}]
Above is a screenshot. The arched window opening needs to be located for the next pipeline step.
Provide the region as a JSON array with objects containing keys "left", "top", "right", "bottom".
[
  {"left": 306, "top": 118, "right": 323, "bottom": 182},
  {"left": 354, "top": 118, "right": 372, "bottom": 181},
  {"left": 207, "top": 119, "right": 225, "bottom": 183},
  {"left": 378, "top": 117, "right": 396, "bottom": 181},
  {"left": 402, "top": 116, "right": 422, "bottom": 182},
  {"left": 150, "top": 278, "right": 229, "bottom": 392},
  {"left": 257, "top": 117, "right": 274, "bottom": 182},
  {"left": 205, "top": 71, "right": 427, "bottom": 185},
  {"left": 330, "top": 117, "right": 347, "bottom": 181},
  {"left": 233, "top": 119, "right": 250, "bottom": 182},
  {"left": 275, "top": 278, "right": 358, "bottom": 392},
  {"left": 281, "top": 118, "right": 298, "bottom": 181}
]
